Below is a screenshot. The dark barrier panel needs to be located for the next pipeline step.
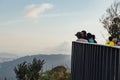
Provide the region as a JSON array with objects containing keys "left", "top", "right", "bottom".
[{"left": 71, "top": 41, "right": 120, "bottom": 80}]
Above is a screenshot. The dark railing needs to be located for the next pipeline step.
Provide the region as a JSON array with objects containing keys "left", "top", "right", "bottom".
[{"left": 71, "top": 41, "right": 120, "bottom": 80}]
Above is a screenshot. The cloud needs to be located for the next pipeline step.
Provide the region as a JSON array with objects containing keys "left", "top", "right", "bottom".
[
  {"left": 41, "top": 42, "right": 71, "bottom": 55},
  {"left": 39, "top": 13, "right": 80, "bottom": 17},
  {"left": 24, "top": 3, "right": 53, "bottom": 18}
]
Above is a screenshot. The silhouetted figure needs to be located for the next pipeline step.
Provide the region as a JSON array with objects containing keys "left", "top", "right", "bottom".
[
  {"left": 75, "top": 32, "right": 88, "bottom": 43},
  {"left": 106, "top": 36, "right": 115, "bottom": 46},
  {"left": 92, "top": 35, "right": 97, "bottom": 43},
  {"left": 87, "top": 33, "right": 94, "bottom": 43},
  {"left": 81, "top": 30, "right": 87, "bottom": 40}
]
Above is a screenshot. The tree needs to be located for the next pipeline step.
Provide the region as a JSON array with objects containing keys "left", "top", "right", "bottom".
[
  {"left": 14, "top": 61, "right": 27, "bottom": 80},
  {"left": 40, "top": 66, "right": 71, "bottom": 80},
  {"left": 27, "top": 58, "right": 45, "bottom": 80},
  {"left": 100, "top": 1, "right": 120, "bottom": 38},
  {"left": 14, "top": 58, "right": 45, "bottom": 80}
]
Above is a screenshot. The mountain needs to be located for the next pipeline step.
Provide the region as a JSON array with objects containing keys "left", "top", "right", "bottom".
[
  {"left": 0, "top": 53, "right": 18, "bottom": 63},
  {"left": 0, "top": 54, "right": 71, "bottom": 80}
]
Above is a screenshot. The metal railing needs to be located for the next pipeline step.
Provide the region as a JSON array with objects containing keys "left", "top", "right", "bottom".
[{"left": 71, "top": 41, "right": 120, "bottom": 80}]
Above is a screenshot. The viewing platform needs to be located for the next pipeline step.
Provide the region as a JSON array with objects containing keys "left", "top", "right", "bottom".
[{"left": 71, "top": 41, "right": 120, "bottom": 80}]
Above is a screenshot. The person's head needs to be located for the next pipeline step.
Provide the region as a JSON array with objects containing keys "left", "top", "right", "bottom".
[
  {"left": 87, "top": 33, "right": 92, "bottom": 39},
  {"left": 108, "top": 36, "right": 113, "bottom": 41},
  {"left": 75, "top": 32, "right": 83, "bottom": 39},
  {"left": 112, "top": 35, "right": 117, "bottom": 42},
  {"left": 112, "top": 37, "right": 117, "bottom": 42},
  {"left": 92, "top": 35, "right": 96, "bottom": 40},
  {"left": 81, "top": 30, "right": 86, "bottom": 35}
]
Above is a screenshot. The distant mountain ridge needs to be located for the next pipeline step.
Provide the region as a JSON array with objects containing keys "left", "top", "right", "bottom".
[
  {"left": 0, "top": 53, "right": 18, "bottom": 63},
  {"left": 0, "top": 54, "right": 71, "bottom": 80}
]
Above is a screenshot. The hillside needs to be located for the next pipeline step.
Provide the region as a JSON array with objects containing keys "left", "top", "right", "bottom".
[
  {"left": 0, "top": 54, "right": 71, "bottom": 80},
  {"left": 0, "top": 53, "right": 18, "bottom": 63}
]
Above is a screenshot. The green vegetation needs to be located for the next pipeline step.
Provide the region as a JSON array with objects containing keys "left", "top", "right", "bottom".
[
  {"left": 14, "top": 58, "right": 45, "bottom": 80},
  {"left": 100, "top": 1, "right": 120, "bottom": 38},
  {"left": 14, "top": 58, "right": 71, "bottom": 80},
  {"left": 40, "top": 66, "right": 70, "bottom": 80}
]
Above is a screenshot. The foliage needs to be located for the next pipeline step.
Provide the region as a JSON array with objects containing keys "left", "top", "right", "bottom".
[
  {"left": 14, "top": 58, "right": 71, "bottom": 80},
  {"left": 26, "top": 58, "right": 45, "bottom": 80},
  {"left": 40, "top": 66, "right": 71, "bottom": 80},
  {"left": 100, "top": 1, "right": 120, "bottom": 38},
  {"left": 14, "top": 61, "right": 27, "bottom": 80},
  {"left": 14, "top": 58, "right": 45, "bottom": 80}
]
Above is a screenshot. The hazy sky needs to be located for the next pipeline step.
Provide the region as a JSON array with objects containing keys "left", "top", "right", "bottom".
[{"left": 0, "top": 0, "right": 114, "bottom": 55}]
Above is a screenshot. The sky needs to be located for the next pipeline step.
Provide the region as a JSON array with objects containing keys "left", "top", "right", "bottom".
[{"left": 0, "top": 0, "right": 114, "bottom": 56}]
